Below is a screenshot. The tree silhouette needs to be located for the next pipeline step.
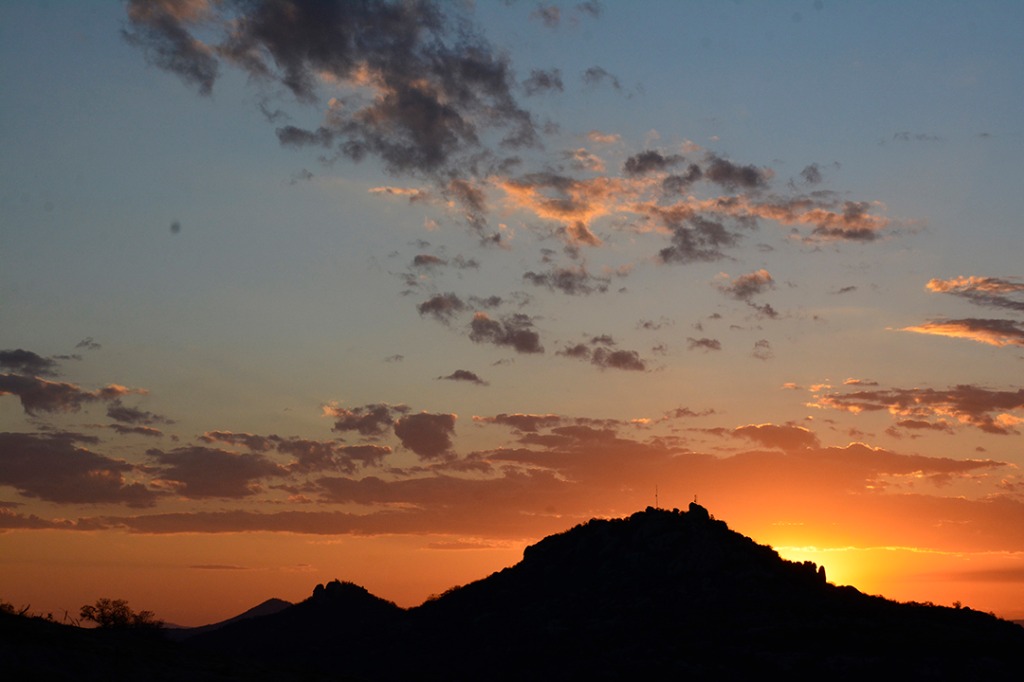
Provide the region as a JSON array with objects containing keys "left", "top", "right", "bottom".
[{"left": 79, "top": 598, "right": 162, "bottom": 630}]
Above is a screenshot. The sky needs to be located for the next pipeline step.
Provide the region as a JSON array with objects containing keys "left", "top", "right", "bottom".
[{"left": 1, "top": 0, "right": 1023, "bottom": 626}]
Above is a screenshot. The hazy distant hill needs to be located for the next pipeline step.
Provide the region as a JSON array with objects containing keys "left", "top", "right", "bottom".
[
  {"left": 4, "top": 505, "right": 1023, "bottom": 680},
  {"left": 165, "top": 597, "right": 293, "bottom": 641},
  {"left": 190, "top": 504, "right": 1024, "bottom": 680}
]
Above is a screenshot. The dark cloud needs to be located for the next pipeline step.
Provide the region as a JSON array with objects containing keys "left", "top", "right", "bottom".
[
  {"left": 522, "top": 68, "right": 564, "bottom": 96},
  {"left": 809, "top": 201, "right": 885, "bottom": 241},
  {"left": 657, "top": 215, "right": 738, "bottom": 264},
  {"left": 733, "top": 423, "right": 820, "bottom": 451},
  {"left": 582, "top": 65, "right": 621, "bottom": 90},
  {"left": 418, "top": 293, "right": 467, "bottom": 323},
  {"left": 0, "top": 431, "right": 157, "bottom": 507},
  {"left": 660, "top": 165, "right": 703, "bottom": 194},
  {"left": 469, "top": 313, "right": 544, "bottom": 353},
  {"left": 813, "top": 384, "right": 1024, "bottom": 435},
  {"left": 106, "top": 399, "right": 173, "bottom": 426},
  {"left": 0, "top": 349, "right": 60, "bottom": 377},
  {"left": 149, "top": 446, "right": 286, "bottom": 499},
  {"left": 622, "top": 150, "right": 684, "bottom": 176},
  {"left": 452, "top": 255, "right": 481, "bottom": 270},
  {"left": 468, "top": 294, "right": 502, "bottom": 309},
  {"left": 109, "top": 424, "right": 164, "bottom": 438},
  {"left": 446, "top": 179, "right": 489, "bottom": 228},
  {"left": 717, "top": 269, "right": 774, "bottom": 300},
  {"left": 393, "top": 412, "right": 457, "bottom": 459},
  {"left": 687, "top": 337, "right": 722, "bottom": 352},
  {"left": 473, "top": 413, "right": 564, "bottom": 432},
  {"left": 925, "top": 276, "right": 1024, "bottom": 314},
  {"left": 125, "top": 0, "right": 539, "bottom": 178},
  {"left": 531, "top": 4, "right": 561, "bottom": 28},
  {"left": 122, "top": 0, "right": 219, "bottom": 95},
  {"left": 576, "top": 1, "right": 602, "bottom": 18},
  {"left": 411, "top": 254, "right": 447, "bottom": 269},
  {"left": 752, "top": 339, "right": 773, "bottom": 360},
  {"left": 637, "top": 317, "right": 672, "bottom": 331},
  {"left": 438, "top": 369, "right": 488, "bottom": 386},
  {"left": 0, "top": 374, "right": 137, "bottom": 416},
  {"left": 557, "top": 337, "right": 646, "bottom": 371},
  {"left": 704, "top": 154, "right": 770, "bottom": 190},
  {"left": 591, "top": 347, "right": 646, "bottom": 371},
  {"left": 892, "top": 131, "right": 942, "bottom": 143},
  {"left": 75, "top": 337, "right": 102, "bottom": 350},
  {"left": 200, "top": 431, "right": 390, "bottom": 473},
  {"left": 523, "top": 266, "right": 610, "bottom": 295},
  {"left": 663, "top": 406, "right": 715, "bottom": 419},
  {"left": 199, "top": 431, "right": 275, "bottom": 452},
  {"left": 799, "top": 163, "right": 823, "bottom": 184},
  {"left": 326, "top": 403, "right": 408, "bottom": 438}
]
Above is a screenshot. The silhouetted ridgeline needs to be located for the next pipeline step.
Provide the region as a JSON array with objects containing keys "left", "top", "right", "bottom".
[{"left": 4, "top": 504, "right": 1023, "bottom": 680}]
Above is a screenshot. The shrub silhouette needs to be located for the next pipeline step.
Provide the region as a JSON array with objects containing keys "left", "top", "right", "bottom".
[{"left": 79, "top": 598, "right": 162, "bottom": 630}]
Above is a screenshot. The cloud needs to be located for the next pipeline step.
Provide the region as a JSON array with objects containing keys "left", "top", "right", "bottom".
[
  {"left": 717, "top": 269, "right": 774, "bottom": 300},
  {"left": 703, "top": 154, "right": 771, "bottom": 190},
  {"left": 657, "top": 215, "right": 738, "bottom": 264},
  {"left": 0, "top": 349, "right": 60, "bottom": 377},
  {"left": 393, "top": 412, "right": 457, "bottom": 460},
  {"left": 438, "top": 370, "right": 488, "bottom": 386},
  {"left": 149, "top": 446, "right": 287, "bottom": 499},
  {"left": 687, "top": 337, "right": 722, "bottom": 352},
  {"left": 622, "top": 150, "right": 684, "bottom": 176},
  {"left": 418, "top": 293, "right": 467, "bottom": 323},
  {"left": 531, "top": 4, "right": 561, "bottom": 28},
  {"left": 411, "top": 254, "right": 447, "bottom": 269},
  {"left": 0, "top": 374, "right": 142, "bottom": 416},
  {"left": 522, "top": 68, "right": 563, "bottom": 96},
  {"left": 469, "top": 313, "right": 544, "bottom": 354},
  {"left": 75, "top": 337, "right": 102, "bottom": 351},
  {"left": 752, "top": 339, "right": 773, "bottom": 360},
  {"left": 592, "top": 348, "right": 645, "bottom": 371},
  {"left": 0, "top": 431, "right": 157, "bottom": 507},
  {"left": 125, "top": 0, "right": 539, "bottom": 178},
  {"left": 473, "top": 413, "right": 564, "bottom": 433},
  {"left": 556, "top": 336, "right": 647, "bottom": 371},
  {"left": 523, "top": 266, "right": 610, "bottom": 295},
  {"left": 582, "top": 65, "right": 621, "bottom": 90},
  {"left": 811, "top": 384, "right": 1024, "bottom": 435},
  {"left": 109, "top": 425, "right": 164, "bottom": 438},
  {"left": 325, "top": 403, "right": 408, "bottom": 438},
  {"left": 200, "top": 431, "right": 390, "bottom": 473},
  {"left": 122, "top": 0, "right": 218, "bottom": 96},
  {"left": 924, "top": 276, "right": 1024, "bottom": 313},
  {"left": 799, "top": 164, "right": 823, "bottom": 184},
  {"left": 561, "top": 148, "right": 605, "bottom": 172},
  {"left": 902, "top": 319, "right": 1024, "bottom": 348},
  {"left": 733, "top": 423, "right": 820, "bottom": 450},
  {"left": 106, "top": 399, "right": 173, "bottom": 425}
]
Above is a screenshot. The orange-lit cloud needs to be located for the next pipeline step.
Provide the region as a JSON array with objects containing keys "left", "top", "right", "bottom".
[
  {"left": 811, "top": 384, "right": 1024, "bottom": 434},
  {"left": 902, "top": 318, "right": 1024, "bottom": 347}
]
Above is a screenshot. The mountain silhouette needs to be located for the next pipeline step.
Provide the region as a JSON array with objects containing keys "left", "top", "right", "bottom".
[{"left": 188, "top": 504, "right": 1024, "bottom": 680}]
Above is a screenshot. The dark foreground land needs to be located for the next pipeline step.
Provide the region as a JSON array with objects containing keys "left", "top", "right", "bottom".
[{"left": 4, "top": 504, "right": 1023, "bottom": 680}]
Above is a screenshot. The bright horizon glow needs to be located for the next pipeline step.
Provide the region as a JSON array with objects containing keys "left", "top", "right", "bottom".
[{"left": 2, "top": 0, "right": 1023, "bottom": 626}]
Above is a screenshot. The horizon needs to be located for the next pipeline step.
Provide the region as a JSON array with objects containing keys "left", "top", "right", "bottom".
[{"left": 2, "top": 1, "right": 1023, "bottom": 627}]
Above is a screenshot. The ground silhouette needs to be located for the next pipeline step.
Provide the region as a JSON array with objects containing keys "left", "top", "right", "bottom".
[{"left": 4, "top": 504, "right": 1023, "bottom": 680}]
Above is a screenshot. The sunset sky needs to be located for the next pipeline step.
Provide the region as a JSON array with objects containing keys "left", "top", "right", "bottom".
[{"left": 2, "top": 0, "right": 1023, "bottom": 626}]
